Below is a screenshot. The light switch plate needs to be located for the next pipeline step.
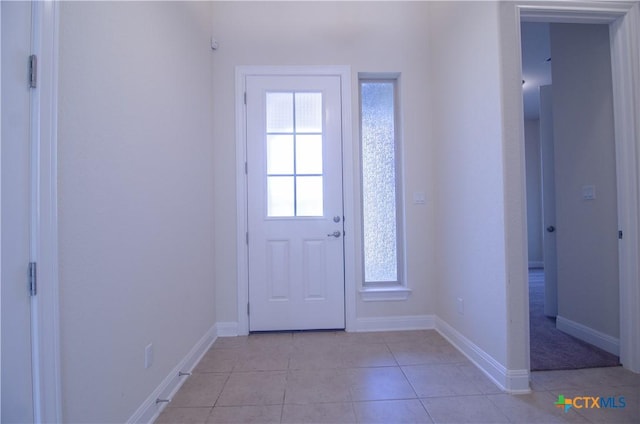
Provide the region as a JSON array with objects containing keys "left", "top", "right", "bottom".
[{"left": 582, "top": 185, "right": 596, "bottom": 200}]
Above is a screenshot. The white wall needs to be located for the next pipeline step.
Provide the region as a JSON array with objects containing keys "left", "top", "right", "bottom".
[
  {"left": 550, "top": 23, "right": 619, "bottom": 339},
  {"left": 210, "top": 1, "right": 435, "bottom": 325},
  {"left": 428, "top": 1, "right": 510, "bottom": 367},
  {"left": 525, "top": 119, "right": 543, "bottom": 266},
  {"left": 57, "top": 2, "right": 216, "bottom": 422}
]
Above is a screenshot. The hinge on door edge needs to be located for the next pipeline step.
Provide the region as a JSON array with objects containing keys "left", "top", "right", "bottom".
[
  {"left": 619, "top": 230, "right": 623, "bottom": 240},
  {"left": 247, "top": 303, "right": 250, "bottom": 316},
  {"left": 246, "top": 232, "right": 249, "bottom": 244},
  {"left": 29, "top": 262, "right": 37, "bottom": 296},
  {"left": 244, "top": 92, "right": 247, "bottom": 105},
  {"left": 29, "top": 55, "right": 38, "bottom": 88}
]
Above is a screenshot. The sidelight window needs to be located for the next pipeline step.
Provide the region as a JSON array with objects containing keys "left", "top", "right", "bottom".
[{"left": 360, "top": 78, "right": 403, "bottom": 286}]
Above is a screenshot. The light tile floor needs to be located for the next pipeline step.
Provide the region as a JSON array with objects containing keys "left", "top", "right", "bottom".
[{"left": 155, "top": 330, "right": 639, "bottom": 423}]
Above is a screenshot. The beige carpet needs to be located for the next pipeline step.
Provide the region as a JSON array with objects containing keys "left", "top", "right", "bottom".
[{"left": 529, "top": 269, "right": 620, "bottom": 371}]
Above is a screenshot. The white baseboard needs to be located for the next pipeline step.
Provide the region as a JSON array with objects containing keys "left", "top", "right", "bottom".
[
  {"left": 216, "top": 321, "right": 239, "bottom": 337},
  {"left": 128, "top": 325, "right": 217, "bottom": 424},
  {"left": 556, "top": 315, "right": 620, "bottom": 356},
  {"left": 354, "top": 315, "right": 435, "bottom": 332},
  {"left": 435, "top": 317, "right": 530, "bottom": 394}
]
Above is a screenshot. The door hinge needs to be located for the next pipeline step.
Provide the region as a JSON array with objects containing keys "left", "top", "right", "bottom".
[
  {"left": 246, "top": 232, "right": 249, "bottom": 245},
  {"left": 29, "top": 262, "right": 37, "bottom": 296},
  {"left": 247, "top": 302, "right": 250, "bottom": 316},
  {"left": 619, "top": 230, "right": 623, "bottom": 240},
  {"left": 29, "top": 54, "right": 37, "bottom": 88},
  {"left": 245, "top": 161, "right": 248, "bottom": 175},
  {"left": 244, "top": 92, "right": 247, "bottom": 105}
]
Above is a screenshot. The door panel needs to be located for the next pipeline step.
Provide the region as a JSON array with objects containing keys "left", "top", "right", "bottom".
[
  {"left": 539, "top": 85, "right": 558, "bottom": 317},
  {"left": 1, "top": 1, "right": 35, "bottom": 421},
  {"left": 266, "top": 240, "right": 290, "bottom": 300},
  {"left": 303, "top": 239, "right": 326, "bottom": 299},
  {"left": 246, "top": 75, "right": 345, "bottom": 331}
]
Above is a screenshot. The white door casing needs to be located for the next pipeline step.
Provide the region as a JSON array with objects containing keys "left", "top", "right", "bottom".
[
  {"left": 246, "top": 75, "right": 345, "bottom": 331},
  {"left": 517, "top": 1, "right": 640, "bottom": 372},
  {"left": 1, "top": 1, "right": 61, "bottom": 421}
]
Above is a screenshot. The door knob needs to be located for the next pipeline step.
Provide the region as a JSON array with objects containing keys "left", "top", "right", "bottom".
[
  {"left": 327, "top": 231, "right": 341, "bottom": 238},
  {"left": 546, "top": 225, "right": 555, "bottom": 233}
]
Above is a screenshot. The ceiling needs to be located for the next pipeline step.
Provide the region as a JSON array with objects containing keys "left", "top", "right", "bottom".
[{"left": 521, "top": 22, "right": 552, "bottom": 120}]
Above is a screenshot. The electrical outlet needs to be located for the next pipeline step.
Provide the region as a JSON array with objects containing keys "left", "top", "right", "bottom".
[
  {"left": 456, "top": 297, "right": 464, "bottom": 315},
  {"left": 145, "top": 343, "right": 154, "bottom": 369}
]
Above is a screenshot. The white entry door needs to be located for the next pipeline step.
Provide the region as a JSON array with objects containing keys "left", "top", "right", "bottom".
[
  {"left": 246, "top": 74, "right": 345, "bottom": 331},
  {"left": 1, "top": 1, "right": 35, "bottom": 421}
]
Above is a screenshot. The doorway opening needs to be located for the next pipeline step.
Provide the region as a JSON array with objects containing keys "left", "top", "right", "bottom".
[{"left": 522, "top": 21, "right": 621, "bottom": 371}]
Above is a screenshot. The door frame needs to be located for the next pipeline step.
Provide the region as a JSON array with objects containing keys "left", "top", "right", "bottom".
[
  {"left": 509, "top": 1, "right": 640, "bottom": 372},
  {"left": 235, "top": 66, "right": 355, "bottom": 335},
  {"left": 0, "top": 0, "right": 61, "bottom": 421},
  {"left": 31, "top": 1, "right": 62, "bottom": 420}
]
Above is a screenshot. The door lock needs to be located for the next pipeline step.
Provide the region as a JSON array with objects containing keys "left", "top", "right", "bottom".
[{"left": 327, "top": 231, "right": 341, "bottom": 238}]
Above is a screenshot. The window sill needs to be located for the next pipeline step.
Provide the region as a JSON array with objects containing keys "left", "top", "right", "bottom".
[{"left": 359, "top": 287, "right": 412, "bottom": 302}]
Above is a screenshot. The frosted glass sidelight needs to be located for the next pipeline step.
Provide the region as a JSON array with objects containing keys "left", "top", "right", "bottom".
[
  {"left": 267, "top": 135, "right": 294, "bottom": 174},
  {"left": 296, "top": 176, "right": 324, "bottom": 216},
  {"left": 295, "top": 93, "right": 322, "bottom": 133},
  {"left": 296, "top": 134, "right": 323, "bottom": 174},
  {"left": 266, "top": 92, "right": 294, "bottom": 133},
  {"left": 268, "top": 176, "right": 295, "bottom": 217},
  {"left": 361, "top": 81, "right": 398, "bottom": 283}
]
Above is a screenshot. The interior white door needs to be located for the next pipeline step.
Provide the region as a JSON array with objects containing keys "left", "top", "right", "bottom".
[
  {"left": 246, "top": 75, "right": 345, "bottom": 331},
  {"left": 1, "top": 1, "right": 35, "bottom": 421},
  {"left": 539, "top": 85, "right": 558, "bottom": 317}
]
